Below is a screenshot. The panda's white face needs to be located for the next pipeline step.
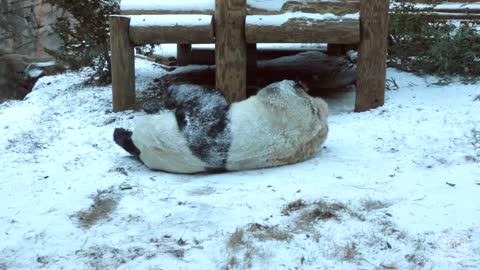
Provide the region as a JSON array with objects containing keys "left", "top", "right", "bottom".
[{"left": 118, "top": 80, "right": 329, "bottom": 173}]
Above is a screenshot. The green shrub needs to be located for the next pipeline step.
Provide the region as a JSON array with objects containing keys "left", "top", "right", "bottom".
[
  {"left": 45, "top": 0, "right": 118, "bottom": 85},
  {"left": 389, "top": 1, "right": 480, "bottom": 82}
]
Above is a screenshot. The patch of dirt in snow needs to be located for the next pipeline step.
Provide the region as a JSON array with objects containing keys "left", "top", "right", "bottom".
[{"left": 74, "top": 188, "right": 120, "bottom": 228}]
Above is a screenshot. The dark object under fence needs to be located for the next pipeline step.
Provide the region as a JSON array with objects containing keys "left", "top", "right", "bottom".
[{"left": 110, "top": 0, "right": 389, "bottom": 112}]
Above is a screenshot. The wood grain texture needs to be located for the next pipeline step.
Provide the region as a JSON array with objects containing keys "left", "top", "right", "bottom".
[
  {"left": 129, "top": 24, "right": 214, "bottom": 45},
  {"left": 355, "top": 0, "right": 388, "bottom": 112},
  {"left": 110, "top": 15, "right": 136, "bottom": 112},
  {"left": 121, "top": 9, "right": 214, "bottom": 15},
  {"left": 177, "top": 44, "right": 192, "bottom": 66},
  {"left": 215, "top": 0, "right": 247, "bottom": 103},
  {"left": 246, "top": 18, "right": 359, "bottom": 44}
]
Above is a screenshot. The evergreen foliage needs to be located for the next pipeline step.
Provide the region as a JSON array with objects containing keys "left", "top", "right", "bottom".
[
  {"left": 389, "top": 1, "right": 480, "bottom": 82},
  {"left": 45, "top": 0, "right": 118, "bottom": 85}
]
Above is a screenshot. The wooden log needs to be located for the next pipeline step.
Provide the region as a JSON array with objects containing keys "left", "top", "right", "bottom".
[
  {"left": 121, "top": 9, "right": 214, "bottom": 15},
  {"left": 177, "top": 44, "right": 192, "bottom": 66},
  {"left": 247, "top": 0, "right": 360, "bottom": 15},
  {"left": 246, "top": 17, "right": 359, "bottom": 44},
  {"left": 110, "top": 15, "right": 136, "bottom": 112},
  {"left": 215, "top": 0, "right": 247, "bottom": 103},
  {"left": 355, "top": 0, "right": 388, "bottom": 112},
  {"left": 129, "top": 15, "right": 214, "bottom": 45}
]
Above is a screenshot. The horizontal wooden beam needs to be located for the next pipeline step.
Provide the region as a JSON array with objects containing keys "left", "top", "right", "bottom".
[
  {"left": 247, "top": 0, "right": 360, "bottom": 15},
  {"left": 430, "top": 8, "right": 480, "bottom": 13},
  {"left": 246, "top": 18, "right": 359, "bottom": 44},
  {"left": 128, "top": 15, "right": 214, "bottom": 45},
  {"left": 130, "top": 25, "right": 214, "bottom": 45}
]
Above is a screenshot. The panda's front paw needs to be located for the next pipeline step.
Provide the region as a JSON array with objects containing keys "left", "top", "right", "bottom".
[{"left": 113, "top": 128, "right": 132, "bottom": 146}]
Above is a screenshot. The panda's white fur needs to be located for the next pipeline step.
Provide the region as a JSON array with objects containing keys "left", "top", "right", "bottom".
[
  {"left": 127, "top": 80, "right": 328, "bottom": 173},
  {"left": 132, "top": 113, "right": 208, "bottom": 173},
  {"left": 225, "top": 80, "right": 328, "bottom": 171}
]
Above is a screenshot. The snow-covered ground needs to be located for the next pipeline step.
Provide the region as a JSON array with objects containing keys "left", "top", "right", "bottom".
[{"left": 1, "top": 58, "right": 479, "bottom": 270}]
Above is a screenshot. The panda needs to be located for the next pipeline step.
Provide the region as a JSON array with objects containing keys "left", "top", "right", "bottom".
[{"left": 113, "top": 80, "right": 328, "bottom": 173}]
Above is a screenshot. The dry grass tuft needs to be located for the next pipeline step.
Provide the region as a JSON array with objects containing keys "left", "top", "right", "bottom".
[
  {"left": 300, "top": 200, "right": 346, "bottom": 223},
  {"left": 225, "top": 256, "right": 239, "bottom": 269},
  {"left": 281, "top": 199, "right": 307, "bottom": 215},
  {"left": 361, "top": 199, "right": 391, "bottom": 211},
  {"left": 75, "top": 189, "right": 118, "bottom": 228},
  {"left": 227, "top": 228, "right": 245, "bottom": 249},
  {"left": 336, "top": 242, "right": 359, "bottom": 261},
  {"left": 248, "top": 223, "right": 292, "bottom": 241}
]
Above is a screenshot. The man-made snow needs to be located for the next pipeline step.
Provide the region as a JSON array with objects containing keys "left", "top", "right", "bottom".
[
  {"left": 246, "top": 12, "right": 359, "bottom": 26},
  {"left": 1, "top": 58, "right": 480, "bottom": 269},
  {"left": 391, "top": 2, "right": 480, "bottom": 10},
  {"left": 129, "top": 15, "right": 213, "bottom": 27},
  {"left": 152, "top": 43, "right": 327, "bottom": 58},
  {"left": 120, "top": 0, "right": 214, "bottom": 12},
  {"left": 121, "top": 0, "right": 346, "bottom": 13}
]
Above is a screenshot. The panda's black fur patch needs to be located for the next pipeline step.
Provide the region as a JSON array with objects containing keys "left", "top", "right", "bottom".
[
  {"left": 165, "top": 84, "right": 232, "bottom": 171},
  {"left": 113, "top": 128, "right": 141, "bottom": 158}
]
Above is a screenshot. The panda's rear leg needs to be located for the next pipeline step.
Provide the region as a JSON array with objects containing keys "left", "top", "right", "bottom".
[{"left": 113, "top": 128, "right": 141, "bottom": 157}]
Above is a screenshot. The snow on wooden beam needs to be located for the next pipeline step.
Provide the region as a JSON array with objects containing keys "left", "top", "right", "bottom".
[
  {"left": 128, "top": 15, "right": 214, "bottom": 45},
  {"left": 245, "top": 13, "right": 359, "bottom": 44},
  {"left": 120, "top": 0, "right": 361, "bottom": 15},
  {"left": 247, "top": 0, "right": 360, "bottom": 15},
  {"left": 120, "top": 0, "right": 214, "bottom": 15}
]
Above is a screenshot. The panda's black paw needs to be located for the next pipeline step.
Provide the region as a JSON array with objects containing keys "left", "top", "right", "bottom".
[
  {"left": 113, "top": 128, "right": 141, "bottom": 157},
  {"left": 143, "top": 101, "right": 161, "bottom": 114},
  {"left": 113, "top": 128, "right": 132, "bottom": 145}
]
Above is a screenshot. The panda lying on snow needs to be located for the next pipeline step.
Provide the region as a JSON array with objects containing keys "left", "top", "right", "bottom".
[{"left": 114, "top": 80, "right": 328, "bottom": 173}]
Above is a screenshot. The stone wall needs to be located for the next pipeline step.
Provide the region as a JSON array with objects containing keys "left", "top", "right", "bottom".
[{"left": 0, "top": 0, "right": 65, "bottom": 57}]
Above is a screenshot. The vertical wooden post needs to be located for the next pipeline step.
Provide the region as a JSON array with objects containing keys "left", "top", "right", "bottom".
[
  {"left": 110, "top": 15, "right": 136, "bottom": 112},
  {"left": 177, "top": 44, "right": 192, "bottom": 66},
  {"left": 355, "top": 0, "right": 389, "bottom": 112},
  {"left": 215, "top": 0, "right": 247, "bottom": 103},
  {"left": 247, "top": 43, "right": 257, "bottom": 97}
]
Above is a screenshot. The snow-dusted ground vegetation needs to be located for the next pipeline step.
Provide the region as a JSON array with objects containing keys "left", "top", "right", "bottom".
[{"left": 1, "top": 58, "right": 479, "bottom": 269}]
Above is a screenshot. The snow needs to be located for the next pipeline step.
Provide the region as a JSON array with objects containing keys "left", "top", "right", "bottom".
[
  {"left": 422, "top": 2, "right": 480, "bottom": 9},
  {"left": 31, "top": 61, "right": 57, "bottom": 68},
  {"left": 120, "top": 0, "right": 214, "bottom": 12},
  {"left": 27, "top": 69, "right": 43, "bottom": 78},
  {"left": 121, "top": 0, "right": 345, "bottom": 12},
  {"left": 391, "top": 2, "right": 480, "bottom": 10},
  {"left": 152, "top": 43, "right": 326, "bottom": 58},
  {"left": 129, "top": 15, "right": 212, "bottom": 27},
  {"left": 1, "top": 57, "right": 480, "bottom": 269},
  {"left": 246, "top": 12, "right": 359, "bottom": 26}
]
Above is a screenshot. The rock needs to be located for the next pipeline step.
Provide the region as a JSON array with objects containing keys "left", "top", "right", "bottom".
[
  {"left": 0, "top": 0, "right": 65, "bottom": 57},
  {"left": 0, "top": 54, "right": 65, "bottom": 102}
]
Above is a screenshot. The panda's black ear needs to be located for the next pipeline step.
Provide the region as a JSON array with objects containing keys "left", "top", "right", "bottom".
[{"left": 295, "top": 81, "right": 310, "bottom": 93}]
